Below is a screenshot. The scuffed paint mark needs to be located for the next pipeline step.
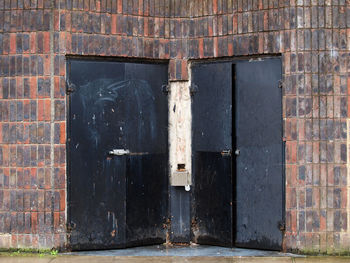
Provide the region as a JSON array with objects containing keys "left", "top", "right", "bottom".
[{"left": 79, "top": 78, "right": 158, "bottom": 151}]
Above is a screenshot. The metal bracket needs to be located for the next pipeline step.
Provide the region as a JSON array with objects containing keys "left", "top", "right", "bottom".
[
  {"left": 66, "top": 81, "right": 76, "bottom": 94},
  {"left": 162, "top": 84, "right": 170, "bottom": 95},
  {"left": 221, "top": 150, "right": 232, "bottom": 156},
  {"left": 171, "top": 170, "right": 192, "bottom": 186},
  {"left": 190, "top": 84, "right": 198, "bottom": 96},
  {"left": 249, "top": 58, "right": 263, "bottom": 62}
]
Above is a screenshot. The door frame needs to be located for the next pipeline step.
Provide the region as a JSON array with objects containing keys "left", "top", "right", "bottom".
[{"left": 189, "top": 55, "right": 285, "bottom": 249}]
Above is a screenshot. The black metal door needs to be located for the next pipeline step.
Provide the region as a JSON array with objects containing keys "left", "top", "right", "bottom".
[
  {"left": 67, "top": 59, "right": 168, "bottom": 250},
  {"left": 191, "top": 58, "right": 283, "bottom": 250},
  {"left": 235, "top": 59, "right": 283, "bottom": 250},
  {"left": 191, "top": 62, "right": 233, "bottom": 246}
]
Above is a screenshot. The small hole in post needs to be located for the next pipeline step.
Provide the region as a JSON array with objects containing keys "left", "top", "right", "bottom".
[
  {"left": 177, "top": 164, "right": 186, "bottom": 171},
  {"left": 177, "top": 163, "right": 186, "bottom": 171}
]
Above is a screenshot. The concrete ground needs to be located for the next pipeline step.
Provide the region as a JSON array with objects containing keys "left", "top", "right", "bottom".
[
  {"left": 2, "top": 255, "right": 350, "bottom": 263},
  {"left": 1, "top": 245, "right": 350, "bottom": 263}
]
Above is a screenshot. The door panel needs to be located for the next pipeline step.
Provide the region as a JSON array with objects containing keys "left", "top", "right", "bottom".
[
  {"left": 126, "top": 153, "right": 168, "bottom": 246},
  {"left": 235, "top": 59, "right": 283, "bottom": 250},
  {"left": 67, "top": 59, "right": 168, "bottom": 250},
  {"left": 192, "top": 62, "right": 232, "bottom": 152},
  {"left": 191, "top": 62, "right": 233, "bottom": 247},
  {"left": 193, "top": 152, "right": 232, "bottom": 246}
]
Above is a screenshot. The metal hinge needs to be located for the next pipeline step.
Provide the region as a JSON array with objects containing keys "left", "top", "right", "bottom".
[
  {"left": 278, "top": 221, "right": 285, "bottom": 232},
  {"left": 162, "top": 84, "right": 170, "bottom": 95},
  {"left": 66, "top": 81, "right": 76, "bottom": 94},
  {"left": 190, "top": 84, "right": 198, "bottom": 96},
  {"left": 278, "top": 80, "right": 283, "bottom": 89},
  {"left": 67, "top": 221, "right": 76, "bottom": 232}
]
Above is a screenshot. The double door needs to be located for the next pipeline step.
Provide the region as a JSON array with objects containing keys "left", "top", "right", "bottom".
[{"left": 67, "top": 57, "right": 284, "bottom": 251}]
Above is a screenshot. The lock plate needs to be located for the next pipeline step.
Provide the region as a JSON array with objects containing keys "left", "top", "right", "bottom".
[{"left": 109, "top": 149, "right": 130, "bottom": 156}]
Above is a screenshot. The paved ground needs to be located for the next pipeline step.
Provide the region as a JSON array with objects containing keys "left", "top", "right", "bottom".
[
  {"left": 66, "top": 245, "right": 297, "bottom": 257},
  {"left": 2, "top": 256, "right": 350, "bottom": 263},
  {"left": 1, "top": 245, "right": 350, "bottom": 263}
]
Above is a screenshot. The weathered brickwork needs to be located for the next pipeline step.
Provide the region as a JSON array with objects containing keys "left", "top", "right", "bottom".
[{"left": 0, "top": 0, "right": 349, "bottom": 253}]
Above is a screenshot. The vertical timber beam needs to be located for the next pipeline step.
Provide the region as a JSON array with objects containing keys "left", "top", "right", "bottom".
[{"left": 168, "top": 60, "right": 192, "bottom": 243}]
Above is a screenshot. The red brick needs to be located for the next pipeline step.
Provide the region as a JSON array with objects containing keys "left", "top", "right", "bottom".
[
  {"left": 29, "top": 32, "right": 36, "bottom": 54},
  {"left": 139, "top": 0, "right": 143, "bottom": 15},
  {"left": 54, "top": 168, "right": 65, "bottom": 189},
  {"left": 213, "top": 37, "right": 218, "bottom": 57},
  {"left": 59, "top": 56, "right": 65, "bottom": 76},
  {"left": 286, "top": 164, "right": 297, "bottom": 187},
  {"left": 38, "top": 100, "right": 44, "bottom": 121},
  {"left": 31, "top": 212, "right": 37, "bottom": 234},
  {"left": 111, "top": 14, "right": 117, "bottom": 34},
  {"left": 23, "top": 168, "right": 31, "bottom": 190},
  {"left": 44, "top": 169, "right": 51, "bottom": 190},
  {"left": 65, "top": 12, "right": 71, "bottom": 32},
  {"left": 298, "top": 188, "right": 305, "bottom": 209},
  {"left": 198, "top": 38, "right": 204, "bottom": 58},
  {"left": 144, "top": 17, "right": 149, "bottom": 37},
  {"left": 285, "top": 118, "right": 297, "bottom": 140},
  {"left": 43, "top": 55, "right": 50, "bottom": 76},
  {"left": 43, "top": 32, "right": 50, "bottom": 54},
  {"left": 181, "top": 60, "right": 188, "bottom": 80},
  {"left": 213, "top": 0, "right": 217, "bottom": 14},
  {"left": 54, "top": 10, "right": 60, "bottom": 31},
  {"left": 117, "top": 0, "right": 122, "bottom": 13},
  {"left": 9, "top": 34, "right": 16, "bottom": 54},
  {"left": 66, "top": 33, "right": 72, "bottom": 53},
  {"left": 44, "top": 100, "right": 51, "bottom": 121},
  {"left": 59, "top": 123, "right": 65, "bottom": 144},
  {"left": 96, "top": 0, "right": 101, "bottom": 12},
  {"left": 169, "top": 59, "right": 176, "bottom": 80},
  {"left": 286, "top": 187, "right": 297, "bottom": 209},
  {"left": 286, "top": 141, "right": 297, "bottom": 164},
  {"left": 341, "top": 187, "right": 347, "bottom": 209},
  {"left": 54, "top": 212, "right": 60, "bottom": 232},
  {"left": 29, "top": 77, "right": 37, "bottom": 99},
  {"left": 228, "top": 39, "right": 233, "bottom": 56}
]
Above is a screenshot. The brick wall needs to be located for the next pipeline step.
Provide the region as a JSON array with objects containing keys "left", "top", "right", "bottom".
[{"left": 0, "top": 0, "right": 349, "bottom": 253}]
